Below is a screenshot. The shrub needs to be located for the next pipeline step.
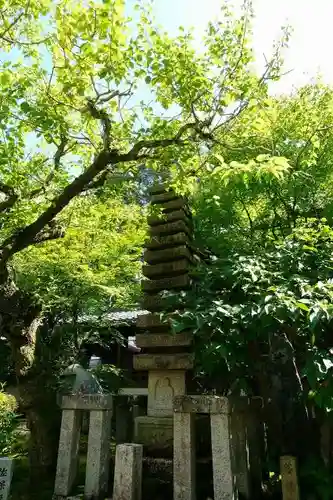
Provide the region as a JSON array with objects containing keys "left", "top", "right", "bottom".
[{"left": 0, "top": 387, "right": 18, "bottom": 455}]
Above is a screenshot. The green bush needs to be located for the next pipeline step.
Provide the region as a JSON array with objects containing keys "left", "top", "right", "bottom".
[{"left": 0, "top": 387, "right": 18, "bottom": 455}]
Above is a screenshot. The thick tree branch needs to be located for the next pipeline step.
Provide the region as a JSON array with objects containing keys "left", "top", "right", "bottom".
[
  {"left": 85, "top": 88, "right": 133, "bottom": 151},
  {"left": 0, "top": 194, "right": 18, "bottom": 214},
  {"left": 29, "top": 136, "right": 68, "bottom": 198},
  {"left": 94, "top": 86, "right": 132, "bottom": 105},
  {"left": 86, "top": 100, "right": 111, "bottom": 151},
  {"left": 0, "top": 119, "right": 204, "bottom": 260},
  {"left": 0, "top": 181, "right": 15, "bottom": 197},
  {"left": 32, "top": 224, "right": 65, "bottom": 244},
  {"left": 0, "top": 182, "right": 18, "bottom": 214}
]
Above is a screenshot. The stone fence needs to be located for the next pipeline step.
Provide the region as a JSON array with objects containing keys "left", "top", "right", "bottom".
[
  {"left": 53, "top": 394, "right": 113, "bottom": 499},
  {"left": 173, "top": 395, "right": 263, "bottom": 500},
  {"left": 53, "top": 393, "right": 299, "bottom": 500}
]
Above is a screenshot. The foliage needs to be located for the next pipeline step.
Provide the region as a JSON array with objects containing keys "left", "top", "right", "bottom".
[
  {"left": 179, "top": 221, "right": 333, "bottom": 398},
  {"left": 0, "top": 387, "right": 18, "bottom": 455},
  {"left": 13, "top": 195, "right": 146, "bottom": 316},
  {"left": 300, "top": 455, "right": 333, "bottom": 500},
  {"left": 184, "top": 82, "right": 333, "bottom": 410},
  {"left": 90, "top": 364, "right": 124, "bottom": 393},
  {"left": 192, "top": 83, "right": 333, "bottom": 255},
  {"left": 166, "top": 80, "right": 333, "bottom": 474},
  {"left": 0, "top": 0, "right": 293, "bottom": 478},
  {"left": 0, "top": 0, "right": 285, "bottom": 264},
  {"left": 0, "top": 339, "right": 13, "bottom": 383}
]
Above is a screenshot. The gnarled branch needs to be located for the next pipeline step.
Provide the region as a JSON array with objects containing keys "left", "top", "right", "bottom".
[
  {"left": 0, "top": 117, "right": 208, "bottom": 260},
  {"left": 32, "top": 223, "right": 65, "bottom": 244},
  {"left": 0, "top": 182, "right": 18, "bottom": 214},
  {"left": 29, "top": 136, "right": 68, "bottom": 198}
]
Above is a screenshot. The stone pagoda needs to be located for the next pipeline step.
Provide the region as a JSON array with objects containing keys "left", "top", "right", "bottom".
[{"left": 133, "top": 185, "right": 196, "bottom": 456}]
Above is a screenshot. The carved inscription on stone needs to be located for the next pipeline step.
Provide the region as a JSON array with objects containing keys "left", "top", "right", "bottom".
[
  {"left": 280, "top": 456, "right": 300, "bottom": 500},
  {"left": 0, "top": 458, "right": 13, "bottom": 500},
  {"left": 154, "top": 377, "right": 174, "bottom": 413}
]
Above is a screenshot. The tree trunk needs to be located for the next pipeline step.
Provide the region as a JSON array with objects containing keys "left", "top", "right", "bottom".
[
  {"left": 25, "top": 398, "right": 61, "bottom": 483},
  {"left": 251, "top": 333, "right": 319, "bottom": 468},
  {"left": 0, "top": 265, "right": 61, "bottom": 480}
]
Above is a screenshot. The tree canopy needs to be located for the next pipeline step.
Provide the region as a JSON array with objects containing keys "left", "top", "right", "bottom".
[
  {"left": 14, "top": 194, "right": 146, "bottom": 316},
  {"left": 170, "top": 80, "right": 333, "bottom": 491},
  {"left": 0, "top": 0, "right": 285, "bottom": 376},
  {"left": 4, "top": 0, "right": 333, "bottom": 491}
]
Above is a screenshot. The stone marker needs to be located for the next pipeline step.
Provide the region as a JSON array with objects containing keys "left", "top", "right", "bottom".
[
  {"left": 280, "top": 456, "right": 300, "bottom": 500},
  {"left": 148, "top": 370, "right": 186, "bottom": 417},
  {"left": 134, "top": 186, "right": 195, "bottom": 459},
  {"left": 115, "top": 397, "right": 132, "bottom": 444},
  {"left": 54, "top": 409, "right": 82, "bottom": 496},
  {"left": 54, "top": 394, "right": 113, "bottom": 499},
  {"left": 173, "top": 412, "right": 196, "bottom": 500},
  {"left": 113, "top": 444, "right": 143, "bottom": 500},
  {"left": 85, "top": 409, "right": 112, "bottom": 499},
  {"left": 0, "top": 458, "right": 13, "bottom": 500},
  {"left": 173, "top": 396, "right": 237, "bottom": 500}
]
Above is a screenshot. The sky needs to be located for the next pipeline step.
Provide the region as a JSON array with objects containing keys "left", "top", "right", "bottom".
[
  {"left": 5, "top": 0, "right": 333, "bottom": 95},
  {"left": 5, "top": 0, "right": 333, "bottom": 157},
  {"left": 150, "top": 0, "right": 333, "bottom": 94}
]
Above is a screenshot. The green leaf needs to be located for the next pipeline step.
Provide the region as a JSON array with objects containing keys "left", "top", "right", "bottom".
[
  {"left": 20, "top": 102, "right": 30, "bottom": 113},
  {"left": 296, "top": 302, "right": 310, "bottom": 312}
]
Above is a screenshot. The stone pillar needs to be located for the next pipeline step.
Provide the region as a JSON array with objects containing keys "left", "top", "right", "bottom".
[
  {"left": 113, "top": 444, "right": 143, "bottom": 500},
  {"left": 85, "top": 409, "right": 112, "bottom": 499},
  {"left": 115, "top": 396, "right": 131, "bottom": 444},
  {"left": 0, "top": 457, "right": 13, "bottom": 500},
  {"left": 134, "top": 186, "right": 197, "bottom": 455},
  {"left": 211, "top": 412, "right": 235, "bottom": 500},
  {"left": 247, "top": 398, "right": 264, "bottom": 497},
  {"left": 230, "top": 399, "right": 250, "bottom": 498},
  {"left": 54, "top": 394, "right": 113, "bottom": 499},
  {"left": 54, "top": 409, "right": 82, "bottom": 496},
  {"left": 174, "top": 395, "right": 237, "bottom": 500},
  {"left": 173, "top": 412, "right": 196, "bottom": 500},
  {"left": 280, "top": 456, "right": 300, "bottom": 500}
]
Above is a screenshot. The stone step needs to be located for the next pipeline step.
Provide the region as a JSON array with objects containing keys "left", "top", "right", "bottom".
[
  {"left": 143, "top": 259, "right": 190, "bottom": 279},
  {"left": 145, "top": 232, "right": 190, "bottom": 250},
  {"left": 137, "top": 313, "right": 168, "bottom": 329},
  {"left": 142, "top": 294, "right": 180, "bottom": 312},
  {"left": 142, "top": 274, "right": 191, "bottom": 293},
  {"left": 162, "top": 198, "right": 189, "bottom": 213},
  {"left": 136, "top": 332, "right": 192, "bottom": 348},
  {"left": 133, "top": 353, "right": 193, "bottom": 370},
  {"left": 149, "top": 219, "right": 191, "bottom": 237},
  {"left": 148, "top": 209, "right": 192, "bottom": 227},
  {"left": 151, "top": 191, "right": 178, "bottom": 204},
  {"left": 148, "top": 184, "right": 169, "bottom": 195},
  {"left": 144, "top": 245, "right": 192, "bottom": 265}
]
